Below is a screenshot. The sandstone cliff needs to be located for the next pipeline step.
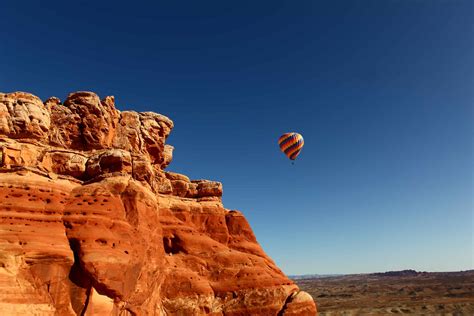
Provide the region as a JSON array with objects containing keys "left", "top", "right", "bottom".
[{"left": 0, "top": 91, "right": 317, "bottom": 315}]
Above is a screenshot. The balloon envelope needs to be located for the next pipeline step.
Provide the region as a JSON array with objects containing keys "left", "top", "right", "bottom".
[{"left": 278, "top": 132, "right": 304, "bottom": 160}]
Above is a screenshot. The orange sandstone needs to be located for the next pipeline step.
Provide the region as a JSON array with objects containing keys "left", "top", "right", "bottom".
[{"left": 0, "top": 91, "right": 316, "bottom": 315}]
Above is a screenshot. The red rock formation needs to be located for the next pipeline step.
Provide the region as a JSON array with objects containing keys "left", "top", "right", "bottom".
[{"left": 0, "top": 91, "right": 317, "bottom": 315}]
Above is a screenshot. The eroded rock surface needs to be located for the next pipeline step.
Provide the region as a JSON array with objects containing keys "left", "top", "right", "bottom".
[{"left": 0, "top": 91, "right": 317, "bottom": 315}]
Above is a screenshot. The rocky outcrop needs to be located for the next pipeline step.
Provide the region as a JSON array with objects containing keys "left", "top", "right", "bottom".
[{"left": 0, "top": 91, "right": 317, "bottom": 315}]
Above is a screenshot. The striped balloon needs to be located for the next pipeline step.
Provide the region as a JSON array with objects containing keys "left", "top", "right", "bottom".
[{"left": 278, "top": 132, "right": 304, "bottom": 160}]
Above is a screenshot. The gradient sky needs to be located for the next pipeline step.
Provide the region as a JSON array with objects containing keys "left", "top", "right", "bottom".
[{"left": 1, "top": 0, "right": 472, "bottom": 275}]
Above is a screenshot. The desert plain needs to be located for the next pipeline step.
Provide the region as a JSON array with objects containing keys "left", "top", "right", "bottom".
[{"left": 295, "top": 270, "right": 474, "bottom": 315}]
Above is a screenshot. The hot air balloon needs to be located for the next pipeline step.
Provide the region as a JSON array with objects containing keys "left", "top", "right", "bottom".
[{"left": 278, "top": 132, "right": 304, "bottom": 162}]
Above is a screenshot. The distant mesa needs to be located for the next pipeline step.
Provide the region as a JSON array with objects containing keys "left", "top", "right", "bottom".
[
  {"left": 371, "top": 269, "right": 422, "bottom": 277},
  {"left": 0, "top": 91, "right": 317, "bottom": 315}
]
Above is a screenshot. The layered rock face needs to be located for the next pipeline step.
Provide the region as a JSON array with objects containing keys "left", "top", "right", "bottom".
[{"left": 0, "top": 91, "right": 317, "bottom": 315}]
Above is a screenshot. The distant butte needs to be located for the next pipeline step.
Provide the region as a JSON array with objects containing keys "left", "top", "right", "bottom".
[{"left": 0, "top": 91, "right": 317, "bottom": 315}]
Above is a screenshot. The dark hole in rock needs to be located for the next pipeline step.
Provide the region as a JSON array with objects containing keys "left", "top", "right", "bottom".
[
  {"left": 163, "top": 235, "right": 186, "bottom": 254},
  {"left": 95, "top": 238, "right": 107, "bottom": 245}
]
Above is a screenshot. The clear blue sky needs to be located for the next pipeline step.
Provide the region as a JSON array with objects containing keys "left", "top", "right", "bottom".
[{"left": 1, "top": 0, "right": 472, "bottom": 275}]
